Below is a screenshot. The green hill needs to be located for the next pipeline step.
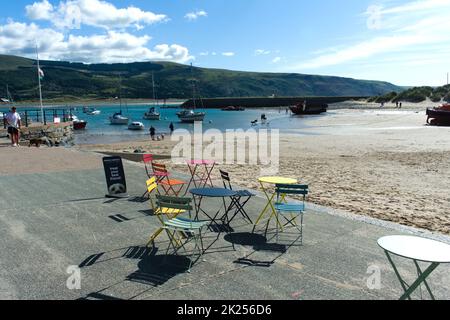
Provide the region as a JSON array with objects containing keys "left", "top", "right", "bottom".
[
  {"left": 369, "top": 85, "right": 450, "bottom": 103},
  {"left": 0, "top": 54, "right": 401, "bottom": 102}
]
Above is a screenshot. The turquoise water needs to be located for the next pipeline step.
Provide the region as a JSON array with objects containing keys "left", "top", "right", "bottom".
[{"left": 1, "top": 104, "right": 325, "bottom": 144}]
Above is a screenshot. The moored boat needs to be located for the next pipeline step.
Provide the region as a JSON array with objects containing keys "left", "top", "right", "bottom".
[
  {"left": 128, "top": 121, "right": 145, "bottom": 131},
  {"left": 289, "top": 102, "right": 328, "bottom": 115},
  {"left": 86, "top": 108, "right": 101, "bottom": 115},
  {"left": 110, "top": 111, "right": 129, "bottom": 125},
  {"left": 143, "top": 107, "right": 161, "bottom": 120},
  {"left": 177, "top": 63, "right": 206, "bottom": 123},
  {"left": 427, "top": 103, "right": 450, "bottom": 126},
  {"left": 70, "top": 115, "right": 87, "bottom": 130},
  {"left": 177, "top": 109, "right": 206, "bottom": 123}
]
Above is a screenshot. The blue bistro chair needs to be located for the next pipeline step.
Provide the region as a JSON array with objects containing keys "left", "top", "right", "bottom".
[{"left": 273, "top": 184, "right": 309, "bottom": 245}]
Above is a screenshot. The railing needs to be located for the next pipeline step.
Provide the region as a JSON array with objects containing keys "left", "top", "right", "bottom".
[{"left": 2, "top": 108, "right": 75, "bottom": 129}]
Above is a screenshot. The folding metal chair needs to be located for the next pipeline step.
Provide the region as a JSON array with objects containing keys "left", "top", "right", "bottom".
[
  {"left": 143, "top": 154, "right": 154, "bottom": 178},
  {"left": 146, "top": 177, "right": 187, "bottom": 246},
  {"left": 152, "top": 162, "right": 186, "bottom": 196},
  {"left": 219, "top": 170, "right": 255, "bottom": 224},
  {"left": 273, "top": 184, "right": 309, "bottom": 245},
  {"left": 155, "top": 195, "right": 209, "bottom": 272}
]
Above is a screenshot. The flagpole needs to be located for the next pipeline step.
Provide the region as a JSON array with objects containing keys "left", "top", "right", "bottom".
[{"left": 35, "top": 43, "right": 44, "bottom": 123}]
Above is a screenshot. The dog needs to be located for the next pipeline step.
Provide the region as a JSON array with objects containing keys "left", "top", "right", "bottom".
[{"left": 28, "top": 137, "right": 49, "bottom": 148}]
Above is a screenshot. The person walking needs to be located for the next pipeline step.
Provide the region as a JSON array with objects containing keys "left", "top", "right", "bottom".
[
  {"left": 4, "top": 106, "right": 21, "bottom": 147},
  {"left": 150, "top": 126, "right": 156, "bottom": 140},
  {"left": 169, "top": 122, "right": 175, "bottom": 135}
]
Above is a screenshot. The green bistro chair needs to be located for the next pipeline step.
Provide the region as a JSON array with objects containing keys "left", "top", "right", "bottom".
[
  {"left": 156, "top": 195, "right": 209, "bottom": 272},
  {"left": 273, "top": 184, "right": 309, "bottom": 245}
]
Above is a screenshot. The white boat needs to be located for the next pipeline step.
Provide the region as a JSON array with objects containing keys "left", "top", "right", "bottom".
[
  {"left": 143, "top": 107, "right": 161, "bottom": 120},
  {"left": 177, "top": 63, "right": 206, "bottom": 123},
  {"left": 86, "top": 108, "right": 101, "bottom": 115},
  {"left": 177, "top": 109, "right": 206, "bottom": 123},
  {"left": 110, "top": 112, "right": 129, "bottom": 125},
  {"left": 128, "top": 121, "right": 145, "bottom": 131}
]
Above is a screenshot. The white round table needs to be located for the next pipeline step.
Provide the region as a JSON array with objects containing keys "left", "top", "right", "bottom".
[{"left": 378, "top": 235, "right": 450, "bottom": 300}]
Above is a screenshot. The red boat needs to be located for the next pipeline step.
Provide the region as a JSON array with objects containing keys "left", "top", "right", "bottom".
[
  {"left": 289, "top": 101, "right": 328, "bottom": 115},
  {"left": 71, "top": 115, "right": 88, "bottom": 130},
  {"left": 426, "top": 103, "right": 450, "bottom": 126}
]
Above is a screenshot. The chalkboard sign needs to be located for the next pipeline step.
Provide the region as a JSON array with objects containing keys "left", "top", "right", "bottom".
[{"left": 103, "top": 156, "right": 129, "bottom": 198}]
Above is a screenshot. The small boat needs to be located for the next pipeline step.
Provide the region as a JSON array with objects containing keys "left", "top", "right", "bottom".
[
  {"left": 222, "top": 106, "right": 245, "bottom": 111},
  {"left": 110, "top": 111, "right": 129, "bottom": 125},
  {"left": 177, "top": 109, "right": 206, "bottom": 123},
  {"left": 86, "top": 108, "right": 101, "bottom": 115},
  {"left": 70, "top": 115, "right": 87, "bottom": 130},
  {"left": 143, "top": 107, "right": 161, "bottom": 120},
  {"left": 426, "top": 103, "right": 450, "bottom": 126},
  {"left": 289, "top": 102, "right": 328, "bottom": 115},
  {"left": 128, "top": 121, "right": 145, "bottom": 131},
  {"left": 177, "top": 63, "right": 206, "bottom": 123}
]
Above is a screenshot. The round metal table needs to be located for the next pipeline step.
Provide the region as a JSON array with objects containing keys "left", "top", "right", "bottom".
[
  {"left": 254, "top": 176, "right": 298, "bottom": 230},
  {"left": 378, "top": 235, "right": 450, "bottom": 300},
  {"left": 190, "top": 188, "right": 238, "bottom": 226}
]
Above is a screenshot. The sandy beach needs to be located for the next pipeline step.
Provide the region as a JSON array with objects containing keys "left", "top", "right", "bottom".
[{"left": 76, "top": 101, "right": 450, "bottom": 235}]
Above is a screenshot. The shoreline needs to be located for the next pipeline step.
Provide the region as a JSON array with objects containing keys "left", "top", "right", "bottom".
[{"left": 1, "top": 97, "right": 443, "bottom": 111}]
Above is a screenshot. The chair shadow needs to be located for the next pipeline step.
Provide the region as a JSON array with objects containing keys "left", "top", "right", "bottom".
[
  {"left": 224, "top": 232, "right": 267, "bottom": 247},
  {"left": 224, "top": 232, "right": 288, "bottom": 268},
  {"left": 79, "top": 246, "right": 157, "bottom": 268},
  {"left": 127, "top": 254, "right": 191, "bottom": 287},
  {"left": 78, "top": 293, "right": 124, "bottom": 301},
  {"left": 108, "top": 210, "right": 154, "bottom": 223},
  {"left": 128, "top": 196, "right": 148, "bottom": 204},
  {"left": 208, "top": 223, "right": 235, "bottom": 233}
]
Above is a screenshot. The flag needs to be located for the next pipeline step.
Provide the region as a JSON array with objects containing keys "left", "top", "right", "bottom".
[{"left": 38, "top": 68, "right": 45, "bottom": 80}]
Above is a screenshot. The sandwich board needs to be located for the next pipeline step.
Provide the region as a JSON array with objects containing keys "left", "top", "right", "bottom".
[{"left": 103, "top": 156, "right": 129, "bottom": 198}]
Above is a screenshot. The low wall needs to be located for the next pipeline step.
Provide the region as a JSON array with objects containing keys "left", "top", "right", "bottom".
[{"left": 1, "top": 122, "right": 74, "bottom": 147}]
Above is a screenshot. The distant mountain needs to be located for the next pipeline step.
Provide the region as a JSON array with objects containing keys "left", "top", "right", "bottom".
[
  {"left": 0, "top": 54, "right": 402, "bottom": 102},
  {"left": 369, "top": 85, "right": 450, "bottom": 103}
]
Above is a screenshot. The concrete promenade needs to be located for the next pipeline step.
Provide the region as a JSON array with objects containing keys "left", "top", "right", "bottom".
[{"left": 0, "top": 146, "right": 449, "bottom": 300}]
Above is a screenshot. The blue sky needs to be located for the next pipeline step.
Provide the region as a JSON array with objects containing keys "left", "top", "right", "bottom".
[{"left": 0, "top": 0, "right": 449, "bottom": 86}]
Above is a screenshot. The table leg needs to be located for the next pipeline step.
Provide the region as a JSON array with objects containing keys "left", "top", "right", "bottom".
[
  {"left": 254, "top": 182, "right": 275, "bottom": 226},
  {"left": 254, "top": 182, "right": 283, "bottom": 230},
  {"left": 204, "top": 163, "right": 216, "bottom": 187},
  {"left": 185, "top": 164, "right": 199, "bottom": 194},
  {"left": 385, "top": 251, "right": 439, "bottom": 300},
  {"left": 413, "top": 260, "right": 435, "bottom": 300}
]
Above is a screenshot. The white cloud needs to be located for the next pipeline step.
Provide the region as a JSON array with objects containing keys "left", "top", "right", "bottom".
[
  {"left": 272, "top": 57, "right": 281, "bottom": 63},
  {"left": 199, "top": 51, "right": 209, "bottom": 56},
  {"left": 0, "top": 21, "right": 193, "bottom": 63},
  {"left": 255, "top": 49, "right": 271, "bottom": 55},
  {"left": 293, "top": 0, "right": 450, "bottom": 71},
  {"left": 222, "top": 52, "right": 235, "bottom": 57},
  {"left": 26, "top": 0, "right": 168, "bottom": 30},
  {"left": 185, "top": 10, "right": 208, "bottom": 21}
]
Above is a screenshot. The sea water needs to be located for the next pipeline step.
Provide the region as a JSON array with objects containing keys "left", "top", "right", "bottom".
[
  {"left": 69, "top": 105, "right": 323, "bottom": 144},
  {"left": 0, "top": 104, "right": 331, "bottom": 144}
]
